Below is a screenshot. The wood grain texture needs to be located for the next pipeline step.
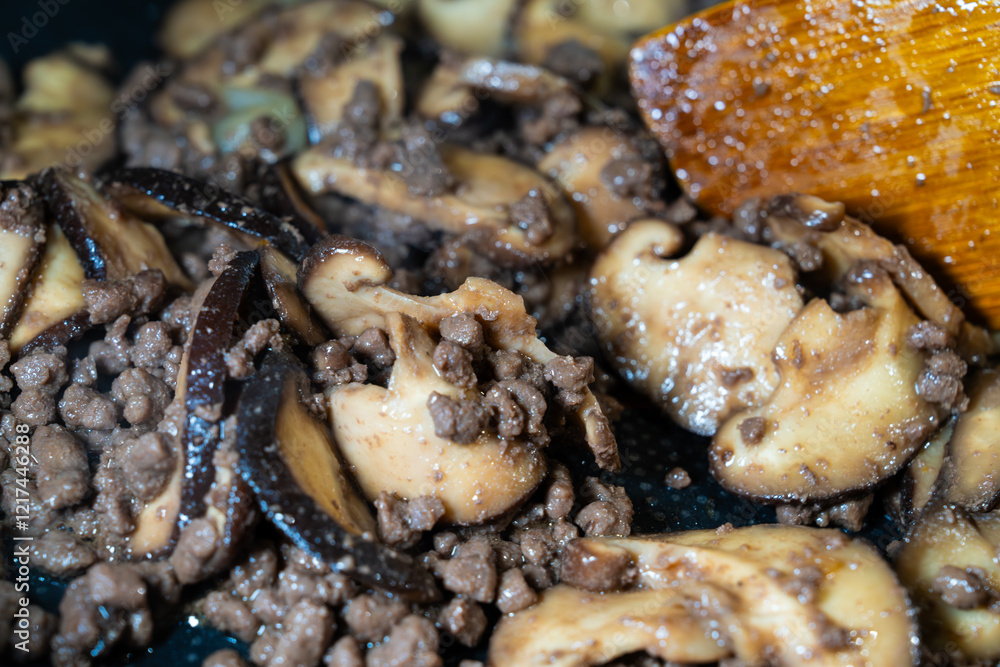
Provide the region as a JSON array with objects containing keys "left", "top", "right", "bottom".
[{"left": 630, "top": 0, "right": 1000, "bottom": 327}]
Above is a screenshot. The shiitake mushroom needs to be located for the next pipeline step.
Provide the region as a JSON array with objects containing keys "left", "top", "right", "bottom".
[
  {"left": 0, "top": 182, "right": 46, "bottom": 337},
  {"left": 102, "top": 167, "right": 311, "bottom": 260},
  {"left": 128, "top": 251, "right": 260, "bottom": 557},
  {"left": 491, "top": 525, "right": 918, "bottom": 666},
  {"left": 939, "top": 369, "right": 1000, "bottom": 511},
  {"left": 39, "top": 168, "right": 189, "bottom": 286},
  {"left": 257, "top": 245, "right": 328, "bottom": 347},
  {"left": 297, "top": 234, "right": 619, "bottom": 473},
  {"left": 291, "top": 144, "right": 577, "bottom": 268},
  {"left": 589, "top": 219, "right": 804, "bottom": 436},
  {"left": 235, "top": 349, "right": 439, "bottom": 600},
  {"left": 896, "top": 501, "right": 1000, "bottom": 661}
]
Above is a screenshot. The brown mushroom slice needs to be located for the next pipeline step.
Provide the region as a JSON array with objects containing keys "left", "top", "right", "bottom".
[
  {"left": 8, "top": 224, "right": 86, "bottom": 354},
  {"left": 589, "top": 220, "right": 804, "bottom": 436},
  {"left": 291, "top": 144, "right": 576, "bottom": 267},
  {"left": 492, "top": 525, "right": 917, "bottom": 666},
  {"left": 0, "top": 183, "right": 46, "bottom": 337},
  {"left": 711, "top": 270, "right": 943, "bottom": 502},
  {"left": 514, "top": 0, "right": 627, "bottom": 71},
  {"left": 41, "top": 169, "right": 189, "bottom": 286},
  {"left": 330, "top": 311, "right": 548, "bottom": 524},
  {"left": 416, "top": 0, "right": 518, "bottom": 57},
  {"left": 539, "top": 127, "right": 650, "bottom": 249},
  {"left": 895, "top": 420, "right": 952, "bottom": 525},
  {"left": 128, "top": 252, "right": 260, "bottom": 557},
  {"left": 237, "top": 350, "right": 437, "bottom": 599},
  {"left": 159, "top": 0, "right": 272, "bottom": 59},
  {"left": 258, "top": 245, "right": 328, "bottom": 347},
  {"left": 415, "top": 56, "right": 479, "bottom": 125},
  {"left": 940, "top": 369, "right": 1000, "bottom": 511},
  {"left": 896, "top": 502, "right": 1000, "bottom": 660},
  {"left": 458, "top": 58, "right": 575, "bottom": 106},
  {"left": 763, "top": 195, "right": 963, "bottom": 337},
  {"left": 249, "top": 161, "right": 326, "bottom": 243},
  {"left": 299, "top": 235, "right": 618, "bottom": 470},
  {"left": 489, "top": 585, "right": 730, "bottom": 666},
  {"left": 1, "top": 50, "right": 115, "bottom": 180},
  {"left": 103, "top": 167, "right": 310, "bottom": 260},
  {"left": 299, "top": 34, "right": 404, "bottom": 141}
]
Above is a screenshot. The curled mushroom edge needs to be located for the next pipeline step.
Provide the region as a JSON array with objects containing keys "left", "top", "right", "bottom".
[
  {"left": 489, "top": 523, "right": 918, "bottom": 667},
  {"left": 297, "top": 234, "right": 619, "bottom": 523}
]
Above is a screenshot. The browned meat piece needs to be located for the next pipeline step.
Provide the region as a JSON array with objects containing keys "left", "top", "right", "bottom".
[
  {"left": 202, "top": 591, "right": 259, "bottom": 643},
  {"left": 375, "top": 491, "right": 445, "bottom": 548},
  {"left": 59, "top": 384, "right": 119, "bottom": 430},
  {"left": 311, "top": 340, "right": 366, "bottom": 387},
  {"left": 438, "top": 597, "right": 487, "bottom": 647},
  {"left": 574, "top": 478, "right": 633, "bottom": 537},
  {"left": 366, "top": 615, "right": 442, "bottom": 667},
  {"left": 31, "top": 425, "right": 90, "bottom": 510},
  {"left": 50, "top": 563, "right": 154, "bottom": 666},
  {"left": 112, "top": 368, "right": 172, "bottom": 425},
  {"left": 344, "top": 593, "right": 408, "bottom": 642},
  {"left": 439, "top": 313, "right": 484, "bottom": 354},
  {"left": 31, "top": 529, "right": 97, "bottom": 577},
  {"left": 495, "top": 568, "right": 537, "bottom": 614},
  {"left": 427, "top": 392, "right": 489, "bottom": 445},
  {"left": 430, "top": 536, "right": 498, "bottom": 603}
]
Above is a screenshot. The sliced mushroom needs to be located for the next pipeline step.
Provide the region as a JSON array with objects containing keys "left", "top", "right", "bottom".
[
  {"left": 293, "top": 144, "right": 575, "bottom": 267},
  {"left": 589, "top": 220, "right": 804, "bottom": 435},
  {"left": 415, "top": 55, "right": 479, "bottom": 126},
  {"left": 299, "top": 34, "right": 404, "bottom": 141},
  {"left": 141, "top": 0, "right": 393, "bottom": 173},
  {"left": 416, "top": 0, "right": 518, "bottom": 57},
  {"left": 894, "top": 419, "right": 952, "bottom": 525},
  {"left": 539, "top": 126, "right": 653, "bottom": 249},
  {"left": 491, "top": 524, "right": 917, "bottom": 666},
  {"left": 458, "top": 58, "right": 576, "bottom": 107},
  {"left": 298, "top": 235, "right": 618, "bottom": 470},
  {"left": 1, "top": 50, "right": 115, "bottom": 179},
  {"left": 490, "top": 585, "right": 730, "bottom": 665},
  {"left": 237, "top": 350, "right": 438, "bottom": 599},
  {"left": 128, "top": 252, "right": 260, "bottom": 557},
  {"left": 514, "top": 0, "right": 684, "bottom": 76},
  {"left": 159, "top": 0, "right": 273, "bottom": 59},
  {"left": 896, "top": 502, "right": 1000, "bottom": 661},
  {"left": 711, "top": 268, "right": 945, "bottom": 502},
  {"left": 41, "top": 169, "right": 190, "bottom": 286},
  {"left": 515, "top": 0, "right": 627, "bottom": 73},
  {"left": 763, "top": 194, "right": 964, "bottom": 337},
  {"left": 331, "top": 311, "right": 548, "bottom": 524},
  {"left": 940, "top": 369, "right": 1000, "bottom": 511},
  {"left": 248, "top": 160, "right": 326, "bottom": 244},
  {"left": 258, "top": 245, "right": 328, "bottom": 347},
  {"left": 0, "top": 182, "right": 46, "bottom": 337},
  {"left": 8, "top": 224, "right": 86, "bottom": 354},
  {"left": 103, "top": 167, "right": 310, "bottom": 260}
]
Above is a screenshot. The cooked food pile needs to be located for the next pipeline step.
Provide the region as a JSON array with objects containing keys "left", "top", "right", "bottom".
[{"left": 0, "top": 1, "right": 997, "bottom": 666}]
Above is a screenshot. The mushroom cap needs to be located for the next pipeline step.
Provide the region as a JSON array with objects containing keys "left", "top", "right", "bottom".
[
  {"left": 711, "top": 270, "right": 943, "bottom": 502},
  {"left": 589, "top": 219, "right": 803, "bottom": 435},
  {"left": 329, "top": 312, "right": 548, "bottom": 524}
]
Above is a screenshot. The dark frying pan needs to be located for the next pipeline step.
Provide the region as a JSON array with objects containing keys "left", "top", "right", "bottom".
[{"left": 0, "top": 1, "right": 902, "bottom": 665}]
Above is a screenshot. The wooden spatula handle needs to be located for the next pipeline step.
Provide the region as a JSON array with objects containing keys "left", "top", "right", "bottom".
[{"left": 630, "top": 0, "right": 1000, "bottom": 328}]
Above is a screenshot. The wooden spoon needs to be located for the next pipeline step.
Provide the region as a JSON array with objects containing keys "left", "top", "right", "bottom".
[{"left": 629, "top": 0, "right": 1000, "bottom": 328}]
